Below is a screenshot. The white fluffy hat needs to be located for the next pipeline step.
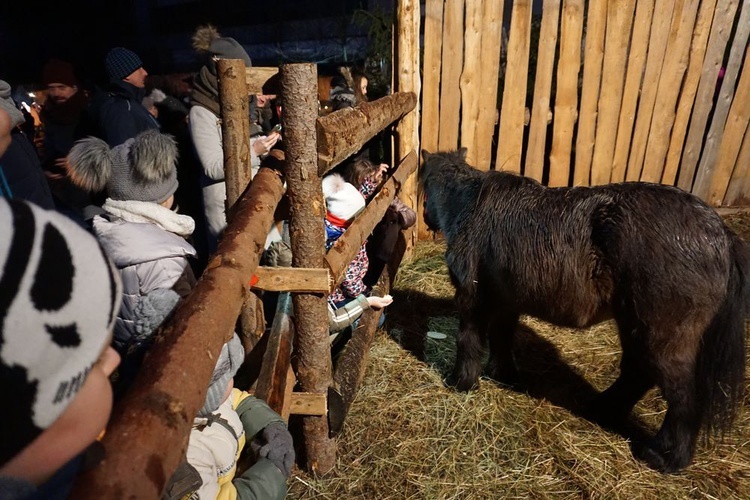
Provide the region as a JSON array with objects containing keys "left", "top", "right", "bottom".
[{"left": 322, "top": 173, "right": 365, "bottom": 226}]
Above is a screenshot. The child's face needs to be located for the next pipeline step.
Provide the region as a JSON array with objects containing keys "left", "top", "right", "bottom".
[{"left": 0, "top": 344, "right": 120, "bottom": 485}]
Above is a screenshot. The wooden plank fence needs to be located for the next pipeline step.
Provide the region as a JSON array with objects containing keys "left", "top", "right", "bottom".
[{"left": 417, "top": 0, "right": 750, "bottom": 229}]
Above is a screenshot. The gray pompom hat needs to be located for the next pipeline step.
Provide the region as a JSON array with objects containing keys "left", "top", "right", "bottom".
[{"left": 67, "top": 129, "right": 179, "bottom": 203}]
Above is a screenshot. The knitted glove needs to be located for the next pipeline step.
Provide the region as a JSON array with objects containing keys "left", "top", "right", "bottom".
[{"left": 250, "top": 422, "right": 295, "bottom": 478}]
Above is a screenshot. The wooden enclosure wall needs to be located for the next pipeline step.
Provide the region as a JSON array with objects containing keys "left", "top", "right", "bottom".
[{"left": 419, "top": 0, "right": 750, "bottom": 209}]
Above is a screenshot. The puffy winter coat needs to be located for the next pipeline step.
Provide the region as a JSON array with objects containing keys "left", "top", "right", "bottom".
[{"left": 92, "top": 212, "right": 196, "bottom": 351}]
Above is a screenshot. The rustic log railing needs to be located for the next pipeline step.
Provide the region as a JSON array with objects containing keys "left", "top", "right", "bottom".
[{"left": 72, "top": 59, "right": 417, "bottom": 497}]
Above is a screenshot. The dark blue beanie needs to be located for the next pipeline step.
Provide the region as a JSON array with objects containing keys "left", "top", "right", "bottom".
[{"left": 105, "top": 47, "right": 143, "bottom": 81}]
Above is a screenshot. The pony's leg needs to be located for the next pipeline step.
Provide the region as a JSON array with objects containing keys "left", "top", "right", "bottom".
[
  {"left": 633, "top": 343, "right": 701, "bottom": 473},
  {"left": 593, "top": 317, "right": 655, "bottom": 425},
  {"left": 449, "top": 304, "right": 489, "bottom": 392},
  {"left": 485, "top": 309, "right": 520, "bottom": 386}
]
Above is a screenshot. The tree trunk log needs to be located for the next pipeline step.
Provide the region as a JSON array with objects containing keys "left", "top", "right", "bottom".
[
  {"left": 317, "top": 92, "right": 416, "bottom": 176},
  {"left": 282, "top": 63, "right": 337, "bottom": 474}
]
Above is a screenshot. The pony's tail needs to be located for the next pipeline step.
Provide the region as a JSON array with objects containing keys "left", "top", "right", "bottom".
[{"left": 697, "top": 233, "right": 749, "bottom": 438}]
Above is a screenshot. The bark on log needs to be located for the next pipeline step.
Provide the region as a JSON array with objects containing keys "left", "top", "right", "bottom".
[
  {"left": 329, "top": 267, "right": 393, "bottom": 436},
  {"left": 325, "top": 151, "right": 417, "bottom": 287},
  {"left": 218, "top": 58, "right": 253, "bottom": 208},
  {"left": 281, "top": 63, "right": 337, "bottom": 474},
  {"left": 317, "top": 92, "right": 416, "bottom": 176},
  {"left": 71, "top": 166, "right": 285, "bottom": 499}
]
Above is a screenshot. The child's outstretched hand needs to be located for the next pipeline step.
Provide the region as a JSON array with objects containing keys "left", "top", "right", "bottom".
[{"left": 367, "top": 294, "right": 393, "bottom": 310}]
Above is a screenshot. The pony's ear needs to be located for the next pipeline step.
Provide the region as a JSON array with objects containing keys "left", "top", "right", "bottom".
[
  {"left": 457, "top": 147, "right": 468, "bottom": 160},
  {"left": 421, "top": 149, "right": 432, "bottom": 163}
]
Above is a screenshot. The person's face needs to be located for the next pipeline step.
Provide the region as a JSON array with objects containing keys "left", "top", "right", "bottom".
[
  {"left": 45, "top": 83, "right": 78, "bottom": 104},
  {"left": 256, "top": 94, "right": 276, "bottom": 107},
  {"left": 124, "top": 67, "right": 148, "bottom": 89},
  {"left": 0, "top": 343, "right": 120, "bottom": 485},
  {"left": 359, "top": 77, "right": 368, "bottom": 96}
]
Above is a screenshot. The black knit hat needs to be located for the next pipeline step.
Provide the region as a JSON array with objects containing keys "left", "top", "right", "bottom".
[{"left": 105, "top": 47, "right": 143, "bottom": 81}]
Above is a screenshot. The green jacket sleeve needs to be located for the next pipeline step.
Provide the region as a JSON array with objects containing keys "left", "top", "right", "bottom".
[
  {"left": 233, "top": 457, "right": 288, "bottom": 500},
  {"left": 235, "top": 392, "right": 285, "bottom": 439}
]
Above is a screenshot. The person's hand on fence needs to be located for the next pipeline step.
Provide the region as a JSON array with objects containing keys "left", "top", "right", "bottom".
[
  {"left": 253, "top": 134, "right": 280, "bottom": 157},
  {"left": 372, "top": 163, "right": 389, "bottom": 184},
  {"left": 254, "top": 422, "right": 295, "bottom": 477},
  {"left": 367, "top": 294, "right": 393, "bottom": 310}
]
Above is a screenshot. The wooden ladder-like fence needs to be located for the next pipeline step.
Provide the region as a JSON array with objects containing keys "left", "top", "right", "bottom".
[{"left": 72, "top": 61, "right": 418, "bottom": 498}]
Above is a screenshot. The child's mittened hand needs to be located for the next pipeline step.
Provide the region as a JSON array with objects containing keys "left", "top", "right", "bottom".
[{"left": 257, "top": 422, "right": 295, "bottom": 477}]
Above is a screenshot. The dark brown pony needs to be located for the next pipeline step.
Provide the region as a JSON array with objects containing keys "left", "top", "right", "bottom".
[{"left": 419, "top": 149, "right": 749, "bottom": 473}]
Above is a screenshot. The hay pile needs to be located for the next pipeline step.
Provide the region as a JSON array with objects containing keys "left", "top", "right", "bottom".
[{"left": 288, "top": 238, "right": 750, "bottom": 499}]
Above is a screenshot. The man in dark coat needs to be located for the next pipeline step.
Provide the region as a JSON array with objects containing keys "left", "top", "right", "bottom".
[{"left": 88, "top": 47, "right": 159, "bottom": 147}]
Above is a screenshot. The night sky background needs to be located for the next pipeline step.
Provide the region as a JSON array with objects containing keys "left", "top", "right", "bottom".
[{"left": 0, "top": 0, "right": 387, "bottom": 88}]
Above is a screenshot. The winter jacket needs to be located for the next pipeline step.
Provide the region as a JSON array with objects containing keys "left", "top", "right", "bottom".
[
  {"left": 0, "top": 129, "right": 55, "bottom": 210},
  {"left": 89, "top": 80, "right": 159, "bottom": 147},
  {"left": 92, "top": 199, "right": 197, "bottom": 352},
  {"left": 188, "top": 104, "right": 262, "bottom": 253},
  {"left": 186, "top": 388, "right": 288, "bottom": 500}
]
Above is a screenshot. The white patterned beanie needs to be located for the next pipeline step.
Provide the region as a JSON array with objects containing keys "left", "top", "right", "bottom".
[
  {"left": 0, "top": 198, "right": 122, "bottom": 466},
  {"left": 198, "top": 333, "right": 244, "bottom": 417},
  {"left": 322, "top": 173, "right": 365, "bottom": 228}
]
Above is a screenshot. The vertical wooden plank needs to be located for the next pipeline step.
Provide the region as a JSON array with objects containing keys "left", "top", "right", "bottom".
[
  {"left": 641, "top": 0, "right": 700, "bottom": 183},
  {"left": 693, "top": 0, "right": 750, "bottom": 198},
  {"left": 549, "top": 0, "right": 584, "bottom": 187},
  {"left": 525, "top": 0, "right": 561, "bottom": 183},
  {"left": 590, "top": 0, "right": 635, "bottom": 185},
  {"left": 572, "top": 0, "right": 607, "bottom": 186},
  {"left": 610, "top": 0, "right": 654, "bottom": 183},
  {"left": 723, "top": 127, "right": 750, "bottom": 205},
  {"left": 460, "top": 0, "right": 484, "bottom": 166},
  {"left": 496, "top": 0, "right": 533, "bottom": 173},
  {"left": 624, "top": 0, "right": 676, "bottom": 181},
  {"left": 419, "top": 0, "right": 443, "bottom": 242},
  {"left": 283, "top": 63, "right": 336, "bottom": 474},
  {"left": 662, "top": 0, "right": 717, "bottom": 185},
  {"left": 677, "top": 0, "right": 740, "bottom": 191},
  {"left": 474, "top": 0, "right": 504, "bottom": 171},
  {"left": 420, "top": 0, "right": 443, "bottom": 156},
  {"left": 707, "top": 45, "right": 750, "bottom": 205},
  {"left": 437, "top": 0, "right": 464, "bottom": 151},
  {"left": 396, "top": 0, "right": 421, "bottom": 254}
]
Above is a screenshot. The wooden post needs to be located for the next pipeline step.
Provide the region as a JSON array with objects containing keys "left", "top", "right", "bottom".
[
  {"left": 281, "top": 63, "right": 336, "bottom": 474},
  {"left": 217, "top": 58, "right": 263, "bottom": 352},
  {"left": 396, "top": 0, "right": 421, "bottom": 257},
  {"left": 330, "top": 267, "right": 393, "bottom": 437},
  {"left": 218, "top": 58, "right": 252, "bottom": 208},
  {"left": 71, "top": 167, "right": 285, "bottom": 499}
]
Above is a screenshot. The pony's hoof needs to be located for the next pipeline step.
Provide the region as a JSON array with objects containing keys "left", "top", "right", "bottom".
[
  {"left": 631, "top": 441, "right": 687, "bottom": 473},
  {"left": 445, "top": 374, "right": 478, "bottom": 392}
]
